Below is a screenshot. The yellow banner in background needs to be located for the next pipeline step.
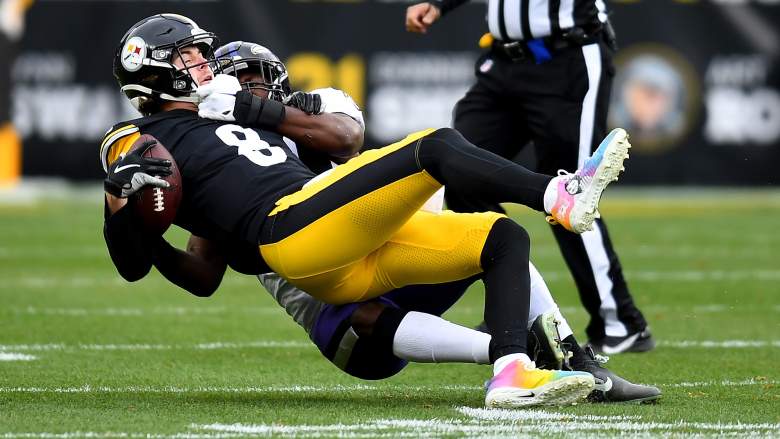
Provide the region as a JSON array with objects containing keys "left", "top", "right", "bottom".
[{"left": 0, "top": 122, "right": 21, "bottom": 188}]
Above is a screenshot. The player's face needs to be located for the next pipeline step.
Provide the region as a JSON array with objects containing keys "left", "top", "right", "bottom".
[
  {"left": 238, "top": 71, "right": 270, "bottom": 99},
  {"left": 172, "top": 45, "right": 214, "bottom": 86}
]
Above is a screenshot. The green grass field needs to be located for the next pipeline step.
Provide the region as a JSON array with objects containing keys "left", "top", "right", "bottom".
[{"left": 1, "top": 185, "right": 779, "bottom": 437}]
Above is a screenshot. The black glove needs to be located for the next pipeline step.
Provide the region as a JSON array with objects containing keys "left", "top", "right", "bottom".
[
  {"left": 104, "top": 139, "right": 172, "bottom": 198},
  {"left": 283, "top": 91, "right": 323, "bottom": 115}
]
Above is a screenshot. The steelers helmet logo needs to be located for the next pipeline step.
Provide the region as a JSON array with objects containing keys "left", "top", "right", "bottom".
[{"left": 121, "top": 36, "right": 147, "bottom": 72}]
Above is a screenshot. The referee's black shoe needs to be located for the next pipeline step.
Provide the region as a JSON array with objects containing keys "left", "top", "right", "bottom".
[
  {"left": 570, "top": 346, "right": 662, "bottom": 404},
  {"left": 586, "top": 329, "right": 656, "bottom": 355}
]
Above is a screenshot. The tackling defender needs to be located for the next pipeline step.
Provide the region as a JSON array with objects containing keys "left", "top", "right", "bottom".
[
  {"left": 207, "top": 40, "right": 659, "bottom": 402},
  {"left": 101, "top": 14, "right": 630, "bottom": 408}
]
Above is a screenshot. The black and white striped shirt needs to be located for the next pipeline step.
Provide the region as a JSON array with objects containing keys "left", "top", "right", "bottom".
[{"left": 435, "top": 0, "right": 608, "bottom": 41}]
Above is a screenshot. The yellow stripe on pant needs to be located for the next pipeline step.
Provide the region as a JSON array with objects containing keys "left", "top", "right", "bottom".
[
  {"left": 268, "top": 128, "right": 436, "bottom": 216},
  {"left": 259, "top": 129, "right": 506, "bottom": 305}
]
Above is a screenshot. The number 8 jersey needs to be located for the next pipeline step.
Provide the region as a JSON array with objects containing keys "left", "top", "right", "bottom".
[{"left": 100, "top": 109, "right": 317, "bottom": 256}]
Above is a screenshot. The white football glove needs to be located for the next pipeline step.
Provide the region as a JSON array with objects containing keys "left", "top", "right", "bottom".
[
  {"left": 310, "top": 87, "right": 365, "bottom": 130},
  {"left": 196, "top": 74, "right": 242, "bottom": 122}
]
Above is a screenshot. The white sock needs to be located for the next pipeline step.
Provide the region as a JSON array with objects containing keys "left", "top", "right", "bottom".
[
  {"left": 493, "top": 353, "right": 532, "bottom": 375},
  {"left": 542, "top": 175, "right": 563, "bottom": 214},
  {"left": 528, "top": 262, "right": 557, "bottom": 328},
  {"left": 392, "top": 311, "right": 491, "bottom": 364},
  {"left": 528, "top": 262, "right": 574, "bottom": 339}
]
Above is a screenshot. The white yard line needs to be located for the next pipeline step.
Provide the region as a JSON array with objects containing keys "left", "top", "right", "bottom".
[
  {"left": 0, "top": 384, "right": 480, "bottom": 394},
  {"left": 0, "top": 433, "right": 245, "bottom": 438},
  {"left": 539, "top": 269, "right": 780, "bottom": 282},
  {"left": 456, "top": 407, "right": 780, "bottom": 435},
  {"left": 0, "top": 276, "right": 260, "bottom": 289},
  {"left": 0, "top": 352, "right": 36, "bottom": 361},
  {"left": 2, "top": 389, "right": 778, "bottom": 437},
  {"left": 3, "top": 269, "right": 780, "bottom": 291},
  {"left": 8, "top": 306, "right": 282, "bottom": 317},
  {"left": 659, "top": 340, "right": 780, "bottom": 348},
  {"left": 0, "top": 341, "right": 312, "bottom": 352},
  {"left": 198, "top": 414, "right": 780, "bottom": 437},
  {"left": 667, "top": 378, "right": 778, "bottom": 388},
  {"left": 2, "top": 339, "right": 777, "bottom": 353},
  {"left": 1, "top": 378, "right": 776, "bottom": 395},
  {"left": 13, "top": 302, "right": 774, "bottom": 319}
]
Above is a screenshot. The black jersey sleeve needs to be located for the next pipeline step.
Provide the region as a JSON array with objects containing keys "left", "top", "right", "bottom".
[
  {"left": 103, "top": 198, "right": 155, "bottom": 282},
  {"left": 432, "top": 0, "right": 471, "bottom": 16}
]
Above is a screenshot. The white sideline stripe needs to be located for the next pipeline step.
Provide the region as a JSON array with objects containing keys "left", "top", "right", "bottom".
[
  {"left": 4, "top": 269, "right": 780, "bottom": 290},
  {"left": 199, "top": 413, "right": 780, "bottom": 436},
  {"left": 0, "top": 434, "right": 243, "bottom": 439},
  {"left": 0, "top": 341, "right": 312, "bottom": 351},
  {"left": 3, "top": 243, "right": 775, "bottom": 261},
  {"left": 1, "top": 378, "right": 774, "bottom": 395},
  {"left": 0, "top": 276, "right": 262, "bottom": 289},
  {"left": 9, "top": 303, "right": 775, "bottom": 319},
  {"left": 458, "top": 407, "right": 780, "bottom": 433},
  {"left": 0, "top": 384, "right": 480, "bottom": 394},
  {"left": 667, "top": 378, "right": 778, "bottom": 388},
  {"left": 2, "top": 339, "right": 778, "bottom": 353},
  {"left": 532, "top": 244, "right": 775, "bottom": 259},
  {"left": 8, "top": 306, "right": 282, "bottom": 317},
  {"left": 559, "top": 304, "right": 773, "bottom": 315},
  {"left": 0, "top": 352, "right": 36, "bottom": 361},
  {"left": 659, "top": 340, "right": 780, "bottom": 348},
  {"left": 542, "top": 269, "right": 780, "bottom": 282}
]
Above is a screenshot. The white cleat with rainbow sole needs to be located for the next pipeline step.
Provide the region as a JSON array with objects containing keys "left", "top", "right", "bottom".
[{"left": 545, "top": 128, "right": 631, "bottom": 233}]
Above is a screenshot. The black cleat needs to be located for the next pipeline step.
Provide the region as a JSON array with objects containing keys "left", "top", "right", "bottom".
[
  {"left": 586, "top": 328, "right": 656, "bottom": 355},
  {"left": 527, "top": 311, "right": 570, "bottom": 370},
  {"left": 570, "top": 346, "right": 661, "bottom": 404}
]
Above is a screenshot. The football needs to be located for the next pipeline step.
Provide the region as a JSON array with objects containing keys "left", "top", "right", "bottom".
[{"left": 130, "top": 134, "right": 182, "bottom": 234}]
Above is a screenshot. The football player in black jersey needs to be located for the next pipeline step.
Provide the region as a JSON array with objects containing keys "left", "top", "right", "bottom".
[
  {"left": 134, "top": 39, "right": 659, "bottom": 404},
  {"left": 102, "top": 14, "right": 633, "bottom": 408}
]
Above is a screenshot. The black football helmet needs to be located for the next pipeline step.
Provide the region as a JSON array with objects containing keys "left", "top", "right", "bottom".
[
  {"left": 113, "top": 14, "right": 219, "bottom": 113},
  {"left": 215, "top": 41, "right": 291, "bottom": 102}
]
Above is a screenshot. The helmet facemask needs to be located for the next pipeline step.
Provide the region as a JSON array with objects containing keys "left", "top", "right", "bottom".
[
  {"left": 168, "top": 37, "right": 221, "bottom": 92},
  {"left": 215, "top": 42, "right": 291, "bottom": 102}
]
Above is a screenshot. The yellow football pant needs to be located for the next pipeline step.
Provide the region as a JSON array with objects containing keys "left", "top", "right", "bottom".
[{"left": 259, "top": 129, "right": 505, "bottom": 304}]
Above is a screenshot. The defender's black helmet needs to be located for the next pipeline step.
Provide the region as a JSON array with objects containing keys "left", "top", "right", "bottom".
[
  {"left": 215, "top": 41, "right": 291, "bottom": 101},
  {"left": 113, "top": 14, "right": 219, "bottom": 114}
]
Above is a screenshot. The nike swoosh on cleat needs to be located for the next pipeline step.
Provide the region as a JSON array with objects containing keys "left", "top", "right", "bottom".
[
  {"left": 594, "top": 377, "right": 613, "bottom": 392},
  {"left": 114, "top": 164, "right": 141, "bottom": 174},
  {"left": 601, "top": 333, "right": 640, "bottom": 354}
]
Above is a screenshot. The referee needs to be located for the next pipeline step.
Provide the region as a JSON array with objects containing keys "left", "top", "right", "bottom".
[{"left": 406, "top": 0, "right": 654, "bottom": 354}]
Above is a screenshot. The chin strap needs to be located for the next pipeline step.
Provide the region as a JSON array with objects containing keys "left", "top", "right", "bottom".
[{"left": 121, "top": 84, "right": 201, "bottom": 111}]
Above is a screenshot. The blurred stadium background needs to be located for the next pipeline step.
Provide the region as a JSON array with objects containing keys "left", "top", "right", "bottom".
[
  {"left": 1, "top": 0, "right": 779, "bottom": 436},
  {"left": 2, "top": 0, "right": 779, "bottom": 186}
]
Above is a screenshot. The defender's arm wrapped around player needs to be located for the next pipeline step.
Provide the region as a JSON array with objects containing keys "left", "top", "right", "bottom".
[{"left": 197, "top": 73, "right": 364, "bottom": 162}]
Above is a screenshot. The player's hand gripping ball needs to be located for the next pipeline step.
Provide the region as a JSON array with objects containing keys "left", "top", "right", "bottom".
[{"left": 128, "top": 135, "right": 182, "bottom": 234}]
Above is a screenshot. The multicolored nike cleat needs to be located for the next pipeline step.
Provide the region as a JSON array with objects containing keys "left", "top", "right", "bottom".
[
  {"left": 545, "top": 128, "right": 631, "bottom": 233},
  {"left": 485, "top": 360, "right": 595, "bottom": 408}
]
